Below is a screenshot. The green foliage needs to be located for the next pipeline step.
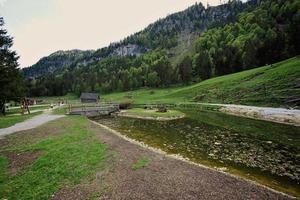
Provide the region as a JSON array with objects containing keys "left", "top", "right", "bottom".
[
  {"left": 192, "top": 51, "right": 212, "bottom": 80},
  {"left": 131, "top": 158, "right": 148, "bottom": 170},
  {"left": 146, "top": 71, "right": 160, "bottom": 87},
  {"left": 25, "top": 1, "right": 255, "bottom": 97},
  {"left": 125, "top": 108, "right": 184, "bottom": 118},
  {"left": 178, "top": 56, "right": 193, "bottom": 83},
  {"left": 119, "top": 98, "right": 133, "bottom": 109},
  {"left": 0, "top": 156, "right": 7, "bottom": 185},
  {"left": 195, "top": 0, "right": 300, "bottom": 77},
  {"left": 0, "top": 17, "right": 26, "bottom": 114},
  {"left": 51, "top": 106, "right": 68, "bottom": 115},
  {"left": 102, "top": 57, "right": 300, "bottom": 107}
]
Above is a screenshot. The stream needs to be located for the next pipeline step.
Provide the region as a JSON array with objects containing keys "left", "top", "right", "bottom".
[{"left": 92, "top": 108, "right": 300, "bottom": 196}]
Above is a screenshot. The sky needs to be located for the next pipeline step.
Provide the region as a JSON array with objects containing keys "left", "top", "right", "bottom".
[{"left": 1, "top": 0, "right": 231, "bottom": 68}]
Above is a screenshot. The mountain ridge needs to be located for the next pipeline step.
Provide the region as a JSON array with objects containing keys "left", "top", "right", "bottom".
[{"left": 23, "top": 0, "right": 257, "bottom": 78}]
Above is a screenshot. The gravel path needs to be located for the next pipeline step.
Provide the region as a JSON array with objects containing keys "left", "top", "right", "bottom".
[
  {"left": 200, "top": 103, "right": 300, "bottom": 126},
  {"left": 57, "top": 120, "right": 292, "bottom": 200},
  {"left": 0, "top": 114, "right": 64, "bottom": 138}
]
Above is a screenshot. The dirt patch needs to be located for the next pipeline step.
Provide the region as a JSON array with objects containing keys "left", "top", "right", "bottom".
[
  {"left": 3, "top": 151, "right": 43, "bottom": 175},
  {"left": 50, "top": 186, "right": 90, "bottom": 200},
  {"left": 51, "top": 120, "right": 292, "bottom": 200}
]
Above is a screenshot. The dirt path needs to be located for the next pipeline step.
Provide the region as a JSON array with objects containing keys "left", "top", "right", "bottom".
[
  {"left": 54, "top": 120, "right": 292, "bottom": 200},
  {"left": 0, "top": 114, "right": 64, "bottom": 138},
  {"left": 200, "top": 103, "right": 300, "bottom": 126}
]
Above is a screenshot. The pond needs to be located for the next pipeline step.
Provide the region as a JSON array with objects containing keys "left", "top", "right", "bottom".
[{"left": 92, "top": 108, "right": 300, "bottom": 196}]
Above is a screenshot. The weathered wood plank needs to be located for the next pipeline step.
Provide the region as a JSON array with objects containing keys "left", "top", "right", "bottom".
[{"left": 68, "top": 104, "right": 119, "bottom": 116}]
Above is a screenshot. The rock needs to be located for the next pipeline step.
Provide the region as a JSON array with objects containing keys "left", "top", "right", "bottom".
[{"left": 157, "top": 105, "right": 167, "bottom": 113}]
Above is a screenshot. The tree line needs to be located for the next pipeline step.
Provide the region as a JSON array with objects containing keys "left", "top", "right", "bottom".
[
  {"left": 1, "top": 0, "right": 299, "bottom": 106},
  {"left": 0, "top": 17, "right": 26, "bottom": 114}
]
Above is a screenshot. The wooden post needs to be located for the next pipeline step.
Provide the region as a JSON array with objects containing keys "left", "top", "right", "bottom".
[
  {"left": 25, "top": 99, "right": 30, "bottom": 114},
  {"left": 20, "top": 100, "right": 24, "bottom": 115}
]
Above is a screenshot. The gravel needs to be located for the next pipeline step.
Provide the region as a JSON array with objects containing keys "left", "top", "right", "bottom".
[{"left": 0, "top": 114, "right": 64, "bottom": 138}]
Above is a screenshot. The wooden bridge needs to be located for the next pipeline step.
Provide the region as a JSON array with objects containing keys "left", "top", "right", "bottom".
[{"left": 68, "top": 103, "right": 119, "bottom": 117}]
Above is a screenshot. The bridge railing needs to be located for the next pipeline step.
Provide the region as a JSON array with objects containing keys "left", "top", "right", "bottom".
[{"left": 68, "top": 102, "right": 119, "bottom": 115}]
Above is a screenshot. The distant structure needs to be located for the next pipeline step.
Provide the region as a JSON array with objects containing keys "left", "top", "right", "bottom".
[{"left": 80, "top": 93, "right": 100, "bottom": 103}]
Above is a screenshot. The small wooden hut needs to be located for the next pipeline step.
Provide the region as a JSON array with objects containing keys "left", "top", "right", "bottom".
[{"left": 80, "top": 93, "right": 100, "bottom": 103}]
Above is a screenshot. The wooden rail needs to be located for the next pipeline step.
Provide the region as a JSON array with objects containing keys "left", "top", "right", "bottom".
[{"left": 68, "top": 103, "right": 119, "bottom": 117}]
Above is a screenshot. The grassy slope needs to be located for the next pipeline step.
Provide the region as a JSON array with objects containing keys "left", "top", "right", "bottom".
[
  {"left": 103, "top": 57, "right": 300, "bottom": 107},
  {"left": 0, "top": 116, "right": 108, "bottom": 199},
  {"left": 33, "top": 93, "right": 78, "bottom": 103}
]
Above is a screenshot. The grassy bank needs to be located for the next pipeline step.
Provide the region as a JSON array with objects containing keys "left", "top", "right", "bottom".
[
  {"left": 0, "top": 116, "right": 109, "bottom": 199},
  {"left": 103, "top": 57, "right": 300, "bottom": 107},
  {"left": 0, "top": 111, "right": 43, "bottom": 129},
  {"left": 121, "top": 108, "right": 184, "bottom": 120}
]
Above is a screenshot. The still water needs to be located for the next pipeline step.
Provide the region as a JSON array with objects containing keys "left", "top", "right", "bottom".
[{"left": 93, "top": 108, "right": 300, "bottom": 196}]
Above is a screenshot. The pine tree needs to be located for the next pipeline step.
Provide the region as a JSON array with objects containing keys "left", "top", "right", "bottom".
[{"left": 0, "top": 17, "right": 25, "bottom": 114}]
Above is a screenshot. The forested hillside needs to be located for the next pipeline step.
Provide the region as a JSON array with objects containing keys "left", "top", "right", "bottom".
[
  {"left": 23, "top": 50, "right": 94, "bottom": 78},
  {"left": 103, "top": 57, "right": 300, "bottom": 107},
  {"left": 24, "top": 0, "right": 300, "bottom": 97}
]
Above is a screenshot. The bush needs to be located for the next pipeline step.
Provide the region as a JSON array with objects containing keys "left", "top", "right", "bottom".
[{"left": 119, "top": 99, "right": 133, "bottom": 109}]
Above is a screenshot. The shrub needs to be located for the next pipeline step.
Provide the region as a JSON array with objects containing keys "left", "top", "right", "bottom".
[{"left": 119, "top": 99, "right": 133, "bottom": 109}]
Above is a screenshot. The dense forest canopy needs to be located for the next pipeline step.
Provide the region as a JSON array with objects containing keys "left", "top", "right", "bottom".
[
  {"left": 23, "top": 0, "right": 300, "bottom": 97},
  {"left": 0, "top": 17, "right": 26, "bottom": 114}
]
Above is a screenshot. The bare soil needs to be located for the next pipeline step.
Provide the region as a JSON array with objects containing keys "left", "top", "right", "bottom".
[{"left": 2, "top": 151, "right": 43, "bottom": 175}]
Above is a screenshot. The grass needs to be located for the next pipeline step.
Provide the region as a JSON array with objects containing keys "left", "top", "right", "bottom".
[
  {"left": 0, "top": 116, "right": 108, "bottom": 200},
  {"left": 0, "top": 111, "right": 43, "bottom": 129},
  {"left": 103, "top": 57, "right": 300, "bottom": 107},
  {"left": 124, "top": 108, "right": 184, "bottom": 118},
  {"left": 33, "top": 93, "right": 79, "bottom": 104},
  {"left": 131, "top": 158, "right": 148, "bottom": 170},
  {"left": 51, "top": 106, "right": 69, "bottom": 115},
  {"left": 0, "top": 156, "right": 6, "bottom": 185}
]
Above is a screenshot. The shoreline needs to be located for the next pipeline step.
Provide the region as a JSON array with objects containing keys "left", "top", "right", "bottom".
[
  {"left": 198, "top": 103, "right": 300, "bottom": 126},
  {"left": 89, "top": 119, "right": 294, "bottom": 198}
]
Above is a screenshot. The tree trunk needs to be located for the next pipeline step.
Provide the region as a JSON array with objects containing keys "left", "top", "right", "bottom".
[{"left": 0, "top": 100, "right": 6, "bottom": 115}]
